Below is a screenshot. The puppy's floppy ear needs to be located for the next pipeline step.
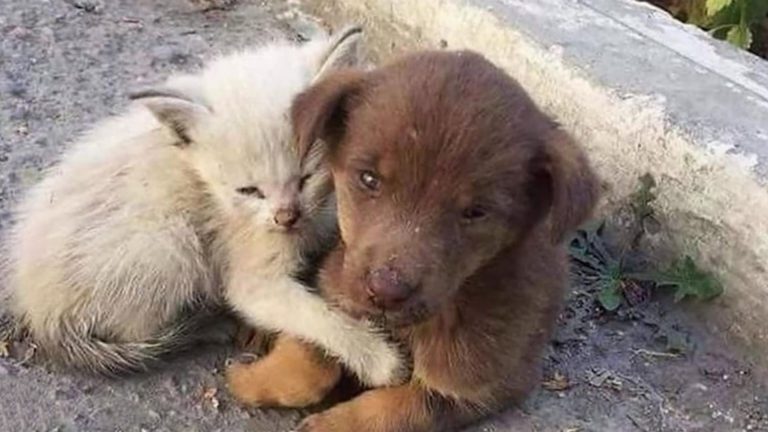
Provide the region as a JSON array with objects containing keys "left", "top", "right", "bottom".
[
  {"left": 129, "top": 85, "right": 210, "bottom": 146},
  {"left": 531, "top": 128, "right": 600, "bottom": 243},
  {"left": 313, "top": 25, "right": 364, "bottom": 81},
  {"left": 292, "top": 69, "right": 366, "bottom": 161}
]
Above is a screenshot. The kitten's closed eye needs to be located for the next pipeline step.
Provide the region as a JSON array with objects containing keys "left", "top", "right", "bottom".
[
  {"left": 299, "top": 174, "right": 312, "bottom": 191},
  {"left": 236, "top": 186, "right": 265, "bottom": 199}
]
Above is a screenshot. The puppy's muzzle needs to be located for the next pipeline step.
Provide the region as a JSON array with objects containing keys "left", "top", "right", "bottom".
[{"left": 365, "top": 266, "right": 418, "bottom": 309}]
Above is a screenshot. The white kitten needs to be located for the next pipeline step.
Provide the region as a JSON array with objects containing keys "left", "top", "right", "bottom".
[{"left": 3, "top": 27, "right": 405, "bottom": 386}]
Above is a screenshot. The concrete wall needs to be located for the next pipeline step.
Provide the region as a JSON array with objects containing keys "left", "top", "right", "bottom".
[{"left": 303, "top": 0, "right": 768, "bottom": 355}]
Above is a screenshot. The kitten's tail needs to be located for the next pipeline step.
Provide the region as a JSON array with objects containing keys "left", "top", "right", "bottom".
[
  {"left": 0, "top": 284, "right": 23, "bottom": 342},
  {"left": 40, "top": 319, "right": 192, "bottom": 376},
  {"left": 0, "top": 309, "right": 22, "bottom": 342}
]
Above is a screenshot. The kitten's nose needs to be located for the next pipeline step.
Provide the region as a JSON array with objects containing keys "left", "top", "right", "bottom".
[
  {"left": 366, "top": 266, "right": 417, "bottom": 309},
  {"left": 274, "top": 207, "right": 300, "bottom": 228}
]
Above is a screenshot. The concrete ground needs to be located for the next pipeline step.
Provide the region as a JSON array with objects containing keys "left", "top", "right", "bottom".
[{"left": 0, "top": 1, "right": 766, "bottom": 431}]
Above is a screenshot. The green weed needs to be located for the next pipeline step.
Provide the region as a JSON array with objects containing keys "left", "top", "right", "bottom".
[
  {"left": 569, "top": 174, "right": 723, "bottom": 311},
  {"left": 654, "top": 0, "right": 768, "bottom": 50}
]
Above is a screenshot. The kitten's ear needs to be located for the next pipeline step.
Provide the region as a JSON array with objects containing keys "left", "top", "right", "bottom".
[
  {"left": 311, "top": 25, "right": 364, "bottom": 81},
  {"left": 129, "top": 85, "right": 210, "bottom": 146}
]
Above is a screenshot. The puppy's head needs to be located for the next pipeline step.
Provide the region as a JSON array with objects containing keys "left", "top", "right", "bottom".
[
  {"left": 131, "top": 26, "right": 363, "bottom": 234},
  {"left": 294, "top": 51, "right": 599, "bottom": 325}
]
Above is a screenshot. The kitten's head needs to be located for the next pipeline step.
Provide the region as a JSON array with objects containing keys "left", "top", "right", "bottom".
[{"left": 132, "top": 26, "right": 363, "bottom": 233}]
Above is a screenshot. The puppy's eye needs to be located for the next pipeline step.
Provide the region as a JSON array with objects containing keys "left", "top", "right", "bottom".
[
  {"left": 461, "top": 205, "right": 488, "bottom": 223},
  {"left": 299, "top": 174, "right": 312, "bottom": 191},
  {"left": 236, "top": 186, "right": 265, "bottom": 198},
  {"left": 359, "top": 170, "right": 381, "bottom": 192}
]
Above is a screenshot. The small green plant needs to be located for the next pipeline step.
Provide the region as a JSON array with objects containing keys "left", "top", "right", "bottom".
[
  {"left": 597, "top": 275, "right": 626, "bottom": 311},
  {"left": 634, "top": 255, "right": 724, "bottom": 302},
  {"left": 705, "top": 0, "right": 768, "bottom": 49},
  {"left": 659, "top": 0, "right": 768, "bottom": 49},
  {"left": 569, "top": 221, "right": 633, "bottom": 311},
  {"left": 569, "top": 173, "right": 724, "bottom": 311}
]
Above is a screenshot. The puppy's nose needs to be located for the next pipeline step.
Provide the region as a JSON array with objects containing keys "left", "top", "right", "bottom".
[
  {"left": 274, "top": 208, "right": 300, "bottom": 228},
  {"left": 366, "top": 267, "right": 416, "bottom": 309}
]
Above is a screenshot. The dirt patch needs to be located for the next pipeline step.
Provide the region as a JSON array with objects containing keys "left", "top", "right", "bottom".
[
  {"left": 494, "top": 251, "right": 768, "bottom": 431},
  {"left": 0, "top": 1, "right": 766, "bottom": 431}
]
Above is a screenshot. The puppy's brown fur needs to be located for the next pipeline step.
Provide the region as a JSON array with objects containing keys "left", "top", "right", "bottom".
[
  {"left": 227, "top": 334, "right": 342, "bottom": 408},
  {"left": 228, "top": 50, "right": 599, "bottom": 431}
]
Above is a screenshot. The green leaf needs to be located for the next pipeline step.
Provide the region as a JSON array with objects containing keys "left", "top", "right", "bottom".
[
  {"left": 646, "top": 256, "right": 724, "bottom": 302},
  {"left": 569, "top": 239, "right": 607, "bottom": 271},
  {"left": 568, "top": 220, "right": 615, "bottom": 271},
  {"left": 706, "top": 0, "right": 734, "bottom": 16},
  {"left": 607, "top": 261, "right": 626, "bottom": 281},
  {"left": 726, "top": 23, "right": 753, "bottom": 48},
  {"left": 625, "top": 271, "right": 660, "bottom": 282},
  {"left": 705, "top": 0, "right": 742, "bottom": 30},
  {"left": 598, "top": 282, "right": 622, "bottom": 311}
]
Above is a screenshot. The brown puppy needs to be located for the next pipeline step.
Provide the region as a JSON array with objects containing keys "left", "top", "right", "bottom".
[{"left": 227, "top": 50, "right": 599, "bottom": 431}]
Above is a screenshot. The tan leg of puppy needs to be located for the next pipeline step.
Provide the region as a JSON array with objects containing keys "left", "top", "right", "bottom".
[
  {"left": 226, "top": 334, "right": 342, "bottom": 408},
  {"left": 241, "top": 337, "right": 478, "bottom": 432},
  {"left": 297, "top": 386, "right": 438, "bottom": 432}
]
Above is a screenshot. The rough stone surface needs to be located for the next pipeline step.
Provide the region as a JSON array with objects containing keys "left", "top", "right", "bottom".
[{"left": 1, "top": 0, "right": 767, "bottom": 431}]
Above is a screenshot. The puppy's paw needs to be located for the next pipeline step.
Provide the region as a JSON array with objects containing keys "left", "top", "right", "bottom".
[
  {"left": 297, "top": 411, "right": 356, "bottom": 432},
  {"left": 225, "top": 351, "right": 341, "bottom": 408},
  {"left": 296, "top": 413, "right": 328, "bottom": 432},
  {"left": 225, "top": 355, "right": 267, "bottom": 406}
]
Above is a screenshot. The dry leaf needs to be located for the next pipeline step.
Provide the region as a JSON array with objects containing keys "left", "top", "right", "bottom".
[
  {"left": 543, "top": 371, "right": 571, "bottom": 391},
  {"left": 202, "top": 387, "right": 220, "bottom": 410},
  {"left": 17, "top": 342, "right": 37, "bottom": 365},
  {"left": 0, "top": 341, "right": 9, "bottom": 358}
]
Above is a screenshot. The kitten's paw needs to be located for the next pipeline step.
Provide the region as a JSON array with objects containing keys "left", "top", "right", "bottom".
[{"left": 356, "top": 341, "right": 410, "bottom": 387}]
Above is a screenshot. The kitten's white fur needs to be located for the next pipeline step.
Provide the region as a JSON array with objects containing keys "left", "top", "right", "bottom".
[{"left": 3, "top": 28, "right": 404, "bottom": 386}]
